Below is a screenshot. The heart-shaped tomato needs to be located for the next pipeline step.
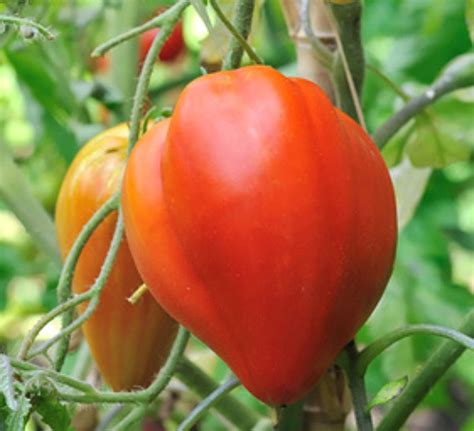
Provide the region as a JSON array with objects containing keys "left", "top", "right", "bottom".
[{"left": 122, "top": 66, "right": 397, "bottom": 404}]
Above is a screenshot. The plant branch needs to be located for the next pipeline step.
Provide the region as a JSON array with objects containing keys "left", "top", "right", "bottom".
[
  {"left": 356, "top": 324, "right": 474, "bottom": 375},
  {"left": 373, "top": 53, "right": 474, "bottom": 148},
  {"left": 0, "top": 14, "right": 55, "bottom": 40},
  {"left": 275, "top": 402, "right": 304, "bottom": 431},
  {"left": 17, "top": 291, "right": 91, "bottom": 361},
  {"left": 301, "top": 0, "right": 334, "bottom": 69},
  {"left": 114, "top": 405, "right": 147, "bottom": 431},
  {"left": 17, "top": 206, "right": 123, "bottom": 363},
  {"left": 210, "top": 0, "right": 262, "bottom": 65},
  {"left": 40, "top": 2, "right": 188, "bottom": 365},
  {"left": 54, "top": 192, "right": 119, "bottom": 370},
  {"left": 365, "top": 64, "right": 409, "bottom": 101},
  {"left": 127, "top": 1, "right": 188, "bottom": 154},
  {"left": 341, "top": 342, "right": 373, "bottom": 431},
  {"left": 92, "top": 0, "right": 190, "bottom": 57},
  {"left": 327, "top": 0, "right": 366, "bottom": 126},
  {"left": 177, "top": 377, "right": 240, "bottom": 431},
  {"left": 34, "top": 213, "right": 125, "bottom": 361},
  {"left": 175, "top": 357, "right": 261, "bottom": 429},
  {"left": 376, "top": 310, "right": 474, "bottom": 431},
  {"left": 222, "top": 0, "right": 256, "bottom": 69},
  {"left": 10, "top": 358, "right": 95, "bottom": 394},
  {"left": 47, "top": 327, "right": 189, "bottom": 404}
]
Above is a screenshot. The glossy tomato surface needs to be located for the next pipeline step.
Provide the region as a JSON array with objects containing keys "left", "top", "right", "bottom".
[
  {"left": 56, "top": 125, "right": 178, "bottom": 391},
  {"left": 122, "top": 66, "right": 397, "bottom": 404}
]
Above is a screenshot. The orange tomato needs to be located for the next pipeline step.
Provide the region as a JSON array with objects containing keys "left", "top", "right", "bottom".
[{"left": 56, "top": 125, "right": 178, "bottom": 391}]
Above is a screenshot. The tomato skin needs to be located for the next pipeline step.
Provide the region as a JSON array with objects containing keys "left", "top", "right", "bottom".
[
  {"left": 55, "top": 125, "right": 178, "bottom": 392},
  {"left": 122, "top": 66, "right": 397, "bottom": 404},
  {"left": 139, "top": 21, "right": 184, "bottom": 64}
]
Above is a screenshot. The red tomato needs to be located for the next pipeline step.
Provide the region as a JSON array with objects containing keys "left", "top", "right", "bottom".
[
  {"left": 122, "top": 66, "right": 397, "bottom": 405},
  {"left": 92, "top": 22, "right": 184, "bottom": 74},
  {"left": 139, "top": 21, "right": 184, "bottom": 64},
  {"left": 56, "top": 125, "right": 178, "bottom": 391}
]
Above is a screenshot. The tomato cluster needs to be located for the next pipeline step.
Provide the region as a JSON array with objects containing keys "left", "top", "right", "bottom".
[{"left": 57, "top": 66, "right": 396, "bottom": 404}]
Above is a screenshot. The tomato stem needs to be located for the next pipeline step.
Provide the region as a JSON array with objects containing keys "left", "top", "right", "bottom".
[
  {"left": 92, "top": 1, "right": 190, "bottom": 58},
  {"left": 328, "top": 1, "right": 365, "bottom": 124},
  {"left": 343, "top": 342, "right": 374, "bottom": 431},
  {"left": 175, "top": 357, "right": 262, "bottom": 429},
  {"left": 52, "top": 193, "right": 119, "bottom": 367},
  {"left": 114, "top": 405, "right": 147, "bottom": 431},
  {"left": 0, "top": 14, "right": 56, "bottom": 40},
  {"left": 222, "top": 0, "right": 256, "bottom": 69},
  {"left": 177, "top": 376, "right": 240, "bottom": 431},
  {"left": 127, "top": 283, "right": 149, "bottom": 304},
  {"left": 127, "top": 1, "right": 188, "bottom": 154},
  {"left": 209, "top": 0, "right": 263, "bottom": 66},
  {"left": 356, "top": 323, "right": 474, "bottom": 376},
  {"left": 29, "top": 209, "right": 125, "bottom": 365},
  {"left": 376, "top": 310, "right": 474, "bottom": 431},
  {"left": 373, "top": 54, "right": 474, "bottom": 149},
  {"left": 275, "top": 402, "right": 304, "bottom": 431}
]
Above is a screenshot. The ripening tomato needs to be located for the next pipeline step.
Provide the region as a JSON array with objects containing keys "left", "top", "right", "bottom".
[
  {"left": 122, "top": 66, "right": 397, "bottom": 405},
  {"left": 56, "top": 125, "right": 178, "bottom": 391},
  {"left": 139, "top": 21, "right": 184, "bottom": 64}
]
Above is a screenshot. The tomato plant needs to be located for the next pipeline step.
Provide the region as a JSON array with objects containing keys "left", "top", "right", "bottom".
[
  {"left": 122, "top": 65, "right": 397, "bottom": 404},
  {"left": 55, "top": 125, "right": 178, "bottom": 391},
  {"left": 0, "top": 1, "right": 473, "bottom": 430}
]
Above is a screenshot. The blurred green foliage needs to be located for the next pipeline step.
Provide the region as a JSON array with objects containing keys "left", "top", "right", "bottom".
[{"left": 0, "top": 0, "right": 472, "bottom": 429}]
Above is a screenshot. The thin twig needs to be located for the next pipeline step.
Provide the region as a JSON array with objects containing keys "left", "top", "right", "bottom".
[
  {"left": 92, "top": 0, "right": 190, "bottom": 57},
  {"left": 0, "top": 14, "right": 55, "bottom": 40},
  {"left": 210, "top": 0, "right": 262, "bottom": 65},
  {"left": 301, "top": 0, "right": 334, "bottom": 69},
  {"left": 31, "top": 213, "right": 125, "bottom": 360},
  {"left": 324, "top": 2, "right": 366, "bottom": 128},
  {"left": 373, "top": 54, "right": 474, "bottom": 148},
  {"left": 377, "top": 310, "right": 474, "bottom": 431},
  {"left": 342, "top": 342, "right": 374, "bottom": 431},
  {"left": 54, "top": 192, "right": 120, "bottom": 370},
  {"left": 222, "top": 0, "right": 256, "bottom": 69},
  {"left": 356, "top": 324, "right": 474, "bottom": 375},
  {"left": 177, "top": 377, "right": 240, "bottom": 431}
]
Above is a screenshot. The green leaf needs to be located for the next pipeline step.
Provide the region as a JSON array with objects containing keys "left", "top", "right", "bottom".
[
  {"left": 6, "top": 395, "right": 30, "bottom": 431},
  {"left": 390, "top": 159, "right": 432, "bottom": 230},
  {"left": 35, "top": 394, "right": 71, "bottom": 431},
  {"left": 251, "top": 418, "right": 273, "bottom": 431},
  {"left": 0, "top": 144, "right": 62, "bottom": 264},
  {"left": 443, "top": 228, "right": 474, "bottom": 251},
  {"left": 367, "top": 376, "right": 408, "bottom": 411},
  {"left": 382, "top": 124, "right": 413, "bottom": 168},
  {"left": 0, "top": 356, "right": 16, "bottom": 412},
  {"left": 41, "top": 110, "right": 79, "bottom": 163},
  {"left": 406, "top": 114, "right": 470, "bottom": 168},
  {"left": 5, "top": 43, "right": 76, "bottom": 117},
  {"left": 190, "top": 0, "right": 213, "bottom": 32},
  {"left": 466, "top": 0, "right": 474, "bottom": 43},
  {"left": 438, "top": 52, "right": 474, "bottom": 89}
]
